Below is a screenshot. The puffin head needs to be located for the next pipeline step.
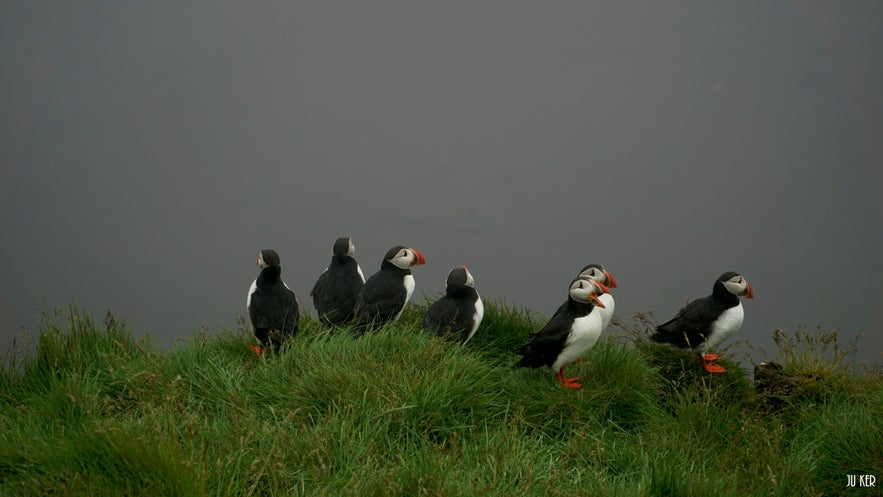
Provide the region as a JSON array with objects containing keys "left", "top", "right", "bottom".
[
  {"left": 446, "top": 265, "right": 475, "bottom": 288},
  {"left": 257, "top": 249, "right": 281, "bottom": 268},
  {"left": 719, "top": 271, "right": 753, "bottom": 299},
  {"left": 569, "top": 278, "right": 607, "bottom": 308},
  {"left": 578, "top": 263, "right": 617, "bottom": 289},
  {"left": 332, "top": 237, "right": 356, "bottom": 257},
  {"left": 385, "top": 245, "right": 426, "bottom": 270}
]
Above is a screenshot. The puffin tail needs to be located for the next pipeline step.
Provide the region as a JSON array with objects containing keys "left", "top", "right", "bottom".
[
  {"left": 648, "top": 329, "right": 669, "bottom": 343},
  {"left": 649, "top": 325, "right": 689, "bottom": 348},
  {"left": 513, "top": 348, "right": 544, "bottom": 369}
]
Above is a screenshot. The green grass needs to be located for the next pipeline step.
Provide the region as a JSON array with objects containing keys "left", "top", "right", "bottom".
[{"left": 1, "top": 304, "right": 880, "bottom": 496}]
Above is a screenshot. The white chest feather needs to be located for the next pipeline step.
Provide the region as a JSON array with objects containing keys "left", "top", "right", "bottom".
[
  {"left": 706, "top": 302, "right": 744, "bottom": 350},
  {"left": 394, "top": 274, "right": 416, "bottom": 321},
  {"left": 403, "top": 274, "right": 415, "bottom": 301},
  {"left": 463, "top": 295, "right": 484, "bottom": 345},
  {"left": 598, "top": 293, "right": 615, "bottom": 329},
  {"left": 246, "top": 278, "right": 257, "bottom": 309},
  {"left": 553, "top": 311, "right": 603, "bottom": 371},
  {"left": 357, "top": 264, "right": 366, "bottom": 284}
]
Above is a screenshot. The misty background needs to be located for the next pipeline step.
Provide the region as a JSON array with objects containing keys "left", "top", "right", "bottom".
[{"left": 2, "top": 2, "right": 881, "bottom": 366}]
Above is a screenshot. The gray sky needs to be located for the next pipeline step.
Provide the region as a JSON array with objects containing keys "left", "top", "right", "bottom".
[{"left": 2, "top": 2, "right": 881, "bottom": 366}]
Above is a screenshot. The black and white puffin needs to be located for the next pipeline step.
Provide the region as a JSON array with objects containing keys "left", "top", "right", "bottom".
[
  {"left": 247, "top": 249, "right": 299, "bottom": 353},
  {"left": 575, "top": 264, "right": 616, "bottom": 329},
  {"left": 514, "top": 278, "right": 609, "bottom": 389},
  {"left": 422, "top": 265, "right": 484, "bottom": 344},
  {"left": 553, "top": 264, "right": 617, "bottom": 330},
  {"left": 310, "top": 237, "right": 365, "bottom": 327},
  {"left": 651, "top": 271, "right": 754, "bottom": 373},
  {"left": 353, "top": 245, "right": 426, "bottom": 331}
]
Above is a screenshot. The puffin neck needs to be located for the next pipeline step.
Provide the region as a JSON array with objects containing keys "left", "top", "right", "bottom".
[
  {"left": 567, "top": 296, "right": 595, "bottom": 313},
  {"left": 446, "top": 285, "right": 476, "bottom": 299},
  {"left": 381, "top": 259, "right": 412, "bottom": 275},
  {"left": 712, "top": 280, "right": 740, "bottom": 306},
  {"left": 256, "top": 265, "right": 282, "bottom": 287},
  {"left": 331, "top": 254, "right": 354, "bottom": 265}
]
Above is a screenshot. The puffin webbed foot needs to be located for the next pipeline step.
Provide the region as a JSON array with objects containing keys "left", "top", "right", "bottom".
[
  {"left": 702, "top": 355, "right": 726, "bottom": 374},
  {"left": 556, "top": 368, "right": 583, "bottom": 389}
]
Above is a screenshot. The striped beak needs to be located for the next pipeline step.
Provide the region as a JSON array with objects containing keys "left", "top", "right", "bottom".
[
  {"left": 606, "top": 271, "right": 617, "bottom": 288},
  {"left": 410, "top": 249, "right": 426, "bottom": 267}
]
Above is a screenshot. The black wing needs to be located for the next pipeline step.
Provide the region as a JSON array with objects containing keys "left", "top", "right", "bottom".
[
  {"left": 514, "top": 309, "right": 575, "bottom": 368},
  {"left": 354, "top": 273, "right": 406, "bottom": 327},
  {"left": 249, "top": 285, "right": 299, "bottom": 346},
  {"left": 312, "top": 265, "right": 364, "bottom": 326},
  {"left": 651, "top": 296, "right": 724, "bottom": 348},
  {"left": 423, "top": 297, "right": 469, "bottom": 336},
  {"left": 309, "top": 270, "right": 327, "bottom": 299}
]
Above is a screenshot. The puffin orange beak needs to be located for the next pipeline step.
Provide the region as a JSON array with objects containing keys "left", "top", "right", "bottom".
[
  {"left": 411, "top": 249, "right": 426, "bottom": 266},
  {"left": 743, "top": 282, "right": 754, "bottom": 299},
  {"left": 606, "top": 271, "right": 617, "bottom": 288},
  {"left": 596, "top": 282, "right": 611, "bottom": 295},
  {"left": 590, "top": 293, "right": 606, "bottom": 308}
]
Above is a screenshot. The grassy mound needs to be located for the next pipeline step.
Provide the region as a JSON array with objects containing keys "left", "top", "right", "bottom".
[{"left": 1, "top": 303, "right": 879, "bottom": 496}]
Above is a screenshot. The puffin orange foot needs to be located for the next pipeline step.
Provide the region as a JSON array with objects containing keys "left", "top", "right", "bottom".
[
  {"left": 703, "top": 363, "right": 727, "bottom": 374},
  {"left": 702, "top": 356, "right": 726, "bottom": 374},
  {"left": 555, "top": 368, "right": 583, "bottom": 389},
  {"left": 250, "top": 344, "right": 264, "bottom": 355},
  {"left": 560, "top": 377, "right": 583, "bottom": 389},
  {"left": 703, "top": 353, "right": 719, "bottom": 361}
]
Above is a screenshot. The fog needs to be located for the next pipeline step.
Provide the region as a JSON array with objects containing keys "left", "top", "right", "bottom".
[{"left": 2, "top": 2, "right": 880, "bottom": 366}]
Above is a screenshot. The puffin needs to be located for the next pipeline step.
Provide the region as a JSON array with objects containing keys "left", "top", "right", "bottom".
[
  {"left": 422, "top": 266, "right": 484, "bottom": 344},
  {"left": 574, "top": 264, "right": 617, "bottom": 329},
  {"left": 247, "top": 249, "right": 299, "bottom": 353},
  {"left": 353, "top": 245, "right": 426, "bottom": 331},
  {"left": 514, "top": 278, "right": 609, "bottom": 389},
  {"left": 650, "top": 271, "right": 754, "bottom": 373},
  {"left": 310, "top": 237, "right": 365, "bottom": 327}
]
